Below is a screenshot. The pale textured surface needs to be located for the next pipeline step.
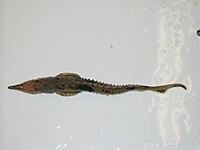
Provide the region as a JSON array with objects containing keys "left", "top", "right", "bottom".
[{"left": 0, "top": 0, "right": 200, "bottom": 150}]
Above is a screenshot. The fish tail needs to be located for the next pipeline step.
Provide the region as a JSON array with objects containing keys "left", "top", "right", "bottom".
[{"left": 130, "top": 83, "right": 187, "bottom": 93}]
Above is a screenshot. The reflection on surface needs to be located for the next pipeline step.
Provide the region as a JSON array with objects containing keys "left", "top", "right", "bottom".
[{"left": 151, "top": 0, "right": 195, "bottom": 148}]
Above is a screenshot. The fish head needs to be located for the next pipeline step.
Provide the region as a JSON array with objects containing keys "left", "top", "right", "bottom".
[{"left": 8, "top": 80, "right": 39, "bottom": 94}]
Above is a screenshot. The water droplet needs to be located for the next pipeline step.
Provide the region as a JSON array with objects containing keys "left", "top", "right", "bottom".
[
  {"left": 167, "top": 134, "right": 175, "bottom": 140},
  {"left": 57, "top": 126, "right": 61, "bottom": 129},
  {"left": 110, "top": 44, "right": 115, "bottom": 49},
  {"left": 100, "top": 128, "right": 103, "bottom": 136},
  {"left": 56, "top": 144, "right": 61, "bottom": 149},
  {"left": 173, "top": 23, "right": 182, "bottom": 32},
  {"left": 168, "top": 144, "right": 177, "bottom": 150},
  {"left": 143, "top": 27, "right": 150, "bottom": 32},
  {"left": 151, "top": 99, "right": 157, "bottom": 107},
  {"left": 174, "top": 38, "right": 183, "bottom": 48},
  {"left": 115, "top": 147, "right": 120, "bottom": 150},
  {"left": 173, "top": 32, "right": 182, "bottom": 38},
  {"left": 167, "top": 20, "right": 175, "bottom": 27},
  {"left": 155, "top": 72, "right": 164, "bottom": 82},
  {"left": 164, "top": 121, "right": 171, "bottom": 126},
  {"left": 160, "top": 62, "right": 167, "bottom": 69},
  {"left": 156, "top": 142, "right": 160, "bottom": 147},
  {"left": 165, "top": 68, "right": 171, "bottom": 76},
  {"left": 133, "top": 140, "right": 137, "bottom": 144},
  {"left": 147, "top": 106, "right": 152, "bottom": 112},
  {"left": 70, "top": 136, "right": 73, "bottom": 140},
  {"left": 186, "top": 47, "right": 190, "bottom": 52},
  {"left": 160, "top": 48, "right": 168, "bottom": 56},
  {"left": 187, "top": 0, "right": 198, "bottom": 5},
  {"left": 171, "top": 12, "right": 179, "bottom": 19}
]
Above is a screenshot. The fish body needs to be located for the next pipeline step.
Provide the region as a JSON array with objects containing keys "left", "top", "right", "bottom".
[{"left": 8, "top": 73, "right": 187, "bottom": 96}]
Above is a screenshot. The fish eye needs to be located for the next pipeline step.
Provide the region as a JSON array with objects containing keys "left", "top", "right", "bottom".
[{"left": 197, "top": 30, "right": 200, "bottom": 36}]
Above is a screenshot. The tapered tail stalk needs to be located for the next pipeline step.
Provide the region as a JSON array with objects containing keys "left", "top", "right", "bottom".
[{"left": 132, "top": 83, "right": 187, "bottom": 93}]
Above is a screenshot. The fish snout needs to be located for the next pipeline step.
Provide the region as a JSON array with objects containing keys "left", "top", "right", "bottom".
[{"left": 8, "top": 84, "right": 23, "bottom": 91}]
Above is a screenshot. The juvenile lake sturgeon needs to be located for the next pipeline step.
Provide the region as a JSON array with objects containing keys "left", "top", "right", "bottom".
[{"left": 8, "top": 73, "right": 187, "bottom": 96}]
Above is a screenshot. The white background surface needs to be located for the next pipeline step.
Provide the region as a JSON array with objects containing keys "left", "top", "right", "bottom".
[{"left": 0, "top": 0, "right": 200, "bottom": 149}]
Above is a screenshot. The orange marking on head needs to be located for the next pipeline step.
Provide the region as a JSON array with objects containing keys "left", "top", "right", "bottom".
[{"left": 21, "top": 81, "right": 37, "bottom": 94}]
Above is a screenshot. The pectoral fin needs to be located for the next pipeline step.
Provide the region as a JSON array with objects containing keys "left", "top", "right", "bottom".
[
  {"left": 56, "top": 90, "right": 81, "bottom": 96},
  {"left": 56, "top": 73, "right": 81, "bottom": 79}
]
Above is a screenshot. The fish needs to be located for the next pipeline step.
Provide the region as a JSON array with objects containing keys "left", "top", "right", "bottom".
[{"left": 8, "top": 73, "right": 187, "bottom": 96}]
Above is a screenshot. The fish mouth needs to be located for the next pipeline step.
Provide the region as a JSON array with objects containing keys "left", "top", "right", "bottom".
[{"left": 8, "top": 84, "right": 23, "bottom": 90}]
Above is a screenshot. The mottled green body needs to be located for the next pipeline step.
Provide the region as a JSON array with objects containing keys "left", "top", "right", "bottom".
[{"left": 8, "top": 73, "right": 187, "bottom": 96}]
